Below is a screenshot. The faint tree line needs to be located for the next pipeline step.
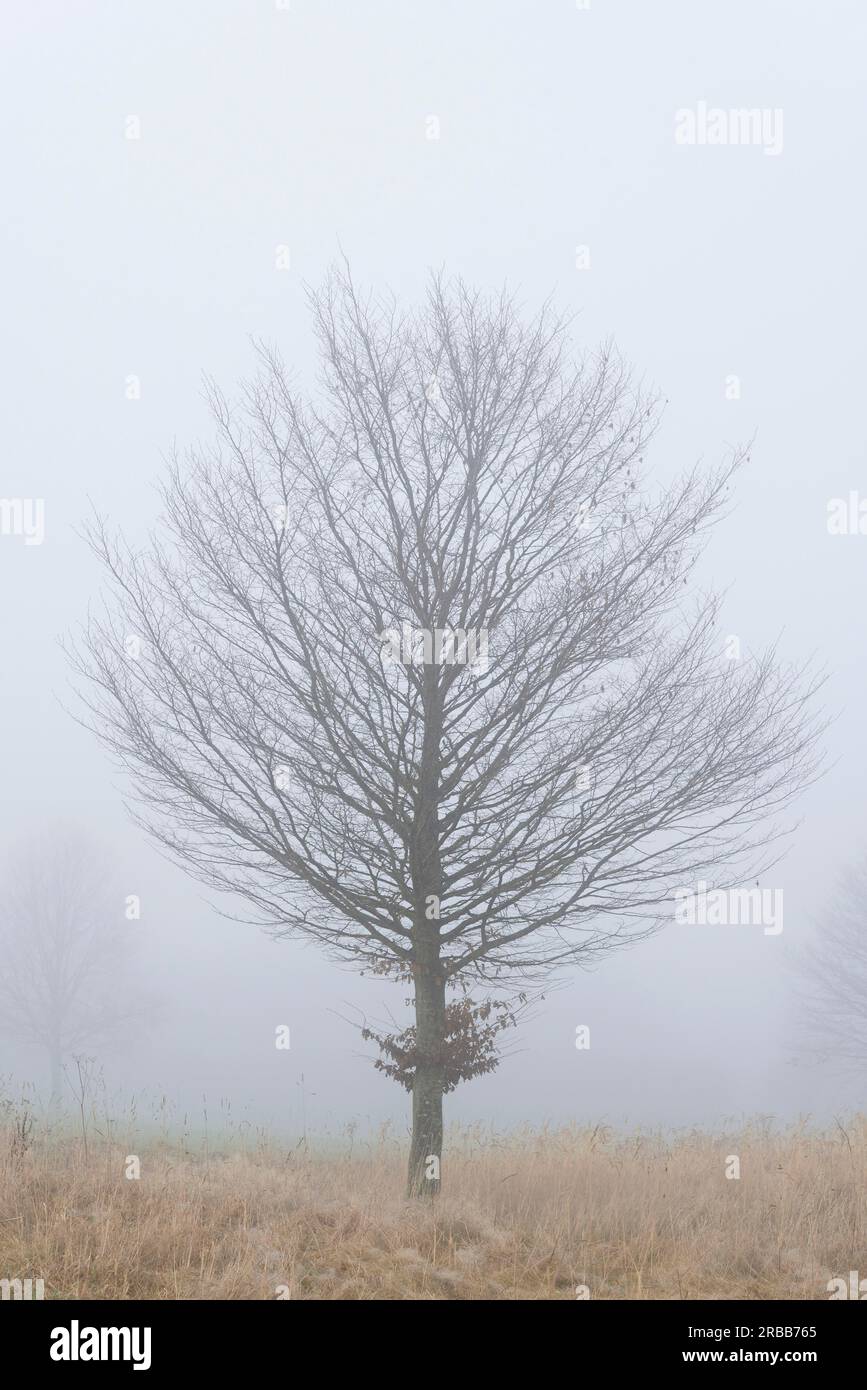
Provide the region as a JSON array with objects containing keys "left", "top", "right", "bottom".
[{"left": 0, "top": 828, "right": 146, "bottom": 1109}]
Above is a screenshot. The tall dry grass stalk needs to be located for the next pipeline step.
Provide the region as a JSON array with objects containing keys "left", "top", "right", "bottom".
[{"left": 1, "top": 1105, "right": 865, "bottom": 1300}]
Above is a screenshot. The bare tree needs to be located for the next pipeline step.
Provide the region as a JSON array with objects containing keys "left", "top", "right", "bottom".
[
  {"left": 0, "top": 829, "right": 142, "bottom": 1108},
  {"left": 69, "top": 267, "right": 824, "bottom": 1195},
  {"left": 797, "top": 856, "right": 867, "bottom": 1067}
]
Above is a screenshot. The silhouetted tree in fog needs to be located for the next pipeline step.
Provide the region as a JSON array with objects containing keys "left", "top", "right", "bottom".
[
  {"left": 798, "top": 856, "right": 867, "bottom": 1067},
  {"left": 0, "top": 830, "right": 140, "bottom": 1108},
  {"left": 70, "top": 267, "right": 824, "bottom": 1195}
]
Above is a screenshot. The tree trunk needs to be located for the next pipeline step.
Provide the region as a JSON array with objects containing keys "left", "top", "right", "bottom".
[
  {"left": 48, "top": 1041, "right": 63, "bottom": 1111},
  {"left": 407, "top": 660, "right": 445, "bottom": 1198},
  {"left": 407, "top": 963, "right": 445, "bottom": 1197}
]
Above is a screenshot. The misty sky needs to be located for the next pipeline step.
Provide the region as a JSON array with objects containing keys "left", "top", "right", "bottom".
[{"left": 1, "top": 0, "right": 864, "bottom": 1137}]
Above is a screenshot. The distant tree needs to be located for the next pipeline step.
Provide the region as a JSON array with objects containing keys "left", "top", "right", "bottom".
[
  {"left": 70, "top": 266, "right": 824, "bottom": 1195},
  {"left": 0, "top": 829, "right": 141, "bottom": 1107},
  {"left": 798, "top": 856, "right": 867, "bottom": 1066}
]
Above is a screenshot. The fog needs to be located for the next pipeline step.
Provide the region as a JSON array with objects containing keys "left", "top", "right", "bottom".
[{"left": 1, "top": 0, "right": 863, "bottom": 1141}]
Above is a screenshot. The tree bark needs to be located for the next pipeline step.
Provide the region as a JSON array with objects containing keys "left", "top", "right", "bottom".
[
  {"left": 407, "top": 661, "right": 445, "bottom": 1198},
  {"left": 407, "top": 961, "right": 445, "bottom": 1197}
]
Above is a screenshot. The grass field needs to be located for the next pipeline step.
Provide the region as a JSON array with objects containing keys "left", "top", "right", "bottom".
[{"left": 1, "top": 1113, "right": 865, "bottom": 1300}]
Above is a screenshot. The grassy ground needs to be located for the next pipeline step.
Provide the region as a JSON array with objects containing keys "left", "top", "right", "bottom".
[{"left": 1, "top": 1116, "right": 865, "bottom": 1299}]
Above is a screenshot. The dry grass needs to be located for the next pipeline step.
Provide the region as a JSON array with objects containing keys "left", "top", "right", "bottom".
[{"left": 1, "top": 1112, "right": 866, "bottom": 1300}]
